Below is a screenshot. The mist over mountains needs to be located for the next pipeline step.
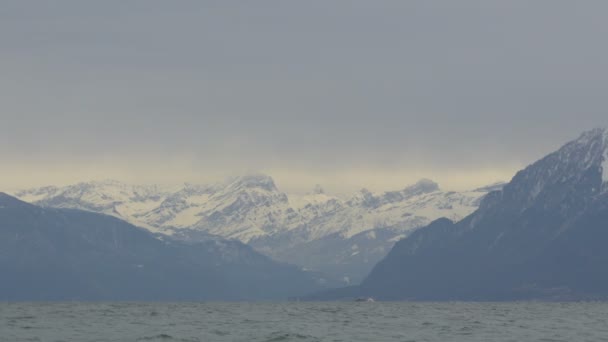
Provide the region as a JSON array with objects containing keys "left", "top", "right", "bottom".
[
  {"left": 12, "top": 176, "right": 496, "bottom": 284},
  {"left": 3, "top": 128, "right": 608, "bottom": 301}
]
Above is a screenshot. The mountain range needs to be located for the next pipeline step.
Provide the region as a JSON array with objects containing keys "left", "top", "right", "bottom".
[
  {"left": 12, "top": 177, "right": 499, "bottom": 283},
  {"left": 0, "top": 193, "right": 330, "bottom": 301},
  {"left": 4, "top": 127, "right": 608, "bottom": 301},
  {"left": 311, "top": 128, "right": 608, "bottom": 301}
]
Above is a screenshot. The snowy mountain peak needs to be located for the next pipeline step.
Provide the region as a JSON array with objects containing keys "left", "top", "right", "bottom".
[
  {"left": 477, "top": 128, "right": 608, "bottom": 216},
  {"left": 312, "top": 184, "right": 325, "bottom": 195},
  {"left": 88, "top": 179, "right": 128, "bottom": 187},
  {"left": 226, "top": 173, "right": 278, "bottom": 192},
  {"left": 349, "top": 188, "right": 375, "bottom": 207},
  {"left": 574, "top": 127, "right": 607, "bottom": 144},
  {"left": 554, "top": 127, "right": 608, "bottom": 184},
  {"left": 402, "top": 178, "right": 440, "bottom": 195},
  {"left": 12, "top": 175, "right": 495, "bottom": 244}
]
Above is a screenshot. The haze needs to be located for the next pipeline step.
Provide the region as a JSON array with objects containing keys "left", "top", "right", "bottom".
[{"left": 2, "top": 1, "right": 608, "bottom": 193}]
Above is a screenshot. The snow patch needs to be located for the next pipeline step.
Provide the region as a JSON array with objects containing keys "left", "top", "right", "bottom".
[
  {"left": 388, "top": 234, "right": 407, "bottom": 243},
  {"left": 12, "top": 176, "right": 494, "bottom": 244}
]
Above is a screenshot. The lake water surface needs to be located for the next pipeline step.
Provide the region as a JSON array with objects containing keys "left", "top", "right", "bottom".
[{"left": 2, "top": 302, "right": 608, "bottom": 341}]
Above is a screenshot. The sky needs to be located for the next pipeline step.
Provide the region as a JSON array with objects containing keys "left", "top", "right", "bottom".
[{"left": 2, "top": 1, "right": 608, "bottom": 194}]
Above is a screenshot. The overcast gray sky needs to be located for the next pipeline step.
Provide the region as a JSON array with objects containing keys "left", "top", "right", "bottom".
[{"left": 2, "top": 1, "right": 608, "bottom": 193}]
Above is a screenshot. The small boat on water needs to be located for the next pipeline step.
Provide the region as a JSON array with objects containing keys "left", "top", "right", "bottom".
[{"left": 354, "top": 297, "right": 375, "bottom": 302}]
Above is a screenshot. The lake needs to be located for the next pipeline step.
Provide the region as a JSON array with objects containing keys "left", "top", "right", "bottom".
[{"left": 2, "top": 302, "right": 608, "bottom": 341}]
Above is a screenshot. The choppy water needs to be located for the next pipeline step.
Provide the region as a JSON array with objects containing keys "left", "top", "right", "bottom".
[{"left": 2, "top": 302, "right": 608, "bottom": 342}]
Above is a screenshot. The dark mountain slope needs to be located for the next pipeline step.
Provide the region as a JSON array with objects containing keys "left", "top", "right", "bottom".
[
  {"left": 0, "top": 194, "right": 326, "bottom": 301},
  {"left": 313, "top": 128, "right": 608, "bottom": 301}
]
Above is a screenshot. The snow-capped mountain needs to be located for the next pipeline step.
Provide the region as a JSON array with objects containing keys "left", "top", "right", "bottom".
[
  {"left": 250, "top": 179, "right": 494, "bottom": 283},
  {"left": 321, "top": 128, "right": 608, "bottom": 300},
  {"left": 14, "top": 180, "right": 173, "bottom": 232},
  {"left": 12, "top": 174, "right": 500, "bottom": 283}
]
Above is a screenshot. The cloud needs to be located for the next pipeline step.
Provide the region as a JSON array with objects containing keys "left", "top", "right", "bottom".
[{"left": 1, "top": 1, "right": 607, "bottom": 192}]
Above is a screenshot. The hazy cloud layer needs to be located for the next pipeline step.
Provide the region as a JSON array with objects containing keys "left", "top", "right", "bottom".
[{"left": 2, "top": 1, "right": 608, "bottom": 193}]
